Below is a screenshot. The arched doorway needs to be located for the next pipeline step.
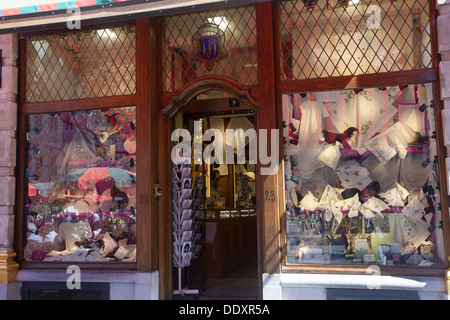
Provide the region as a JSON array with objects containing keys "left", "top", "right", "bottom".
[{"left": 162, "top": 78, "right": 260, "bottom": 300}]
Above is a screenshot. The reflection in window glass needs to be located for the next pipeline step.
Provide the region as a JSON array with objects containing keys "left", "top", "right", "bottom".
[
  {"left": 25, "top": 107, "right": 136, "bottom": 262},
  {"left": 163, "top": 6, "right": 258, "bottom": 92},
  {"left": 283, "top": 84, "right": 444, "bottom": 266},
  {"left": 26, "top": 26, "right": 136, "bottom": 103},
  {"left": 279, "top": 0, "right": 432, "bottom": 80}
]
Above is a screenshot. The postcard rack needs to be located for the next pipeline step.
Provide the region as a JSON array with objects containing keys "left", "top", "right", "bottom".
[{"left": 172, "top": 161, "right": 203, "bottom": 296}]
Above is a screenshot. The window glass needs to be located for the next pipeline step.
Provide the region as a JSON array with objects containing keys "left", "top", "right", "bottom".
[
  {"left": 283, "top": 84, "right": 444, "bottom": 266},
  {"left": 278, "top": 0, "right": 432, "bottom": 80},
  {"left": 25, "top": 107, "right": 136, "bottom": 262},
  {"left": 163, "top": 6, "right": 258, "bottom": 92},
  {"left": 26, "top": 26, "right": 136, "bottom": 103}
]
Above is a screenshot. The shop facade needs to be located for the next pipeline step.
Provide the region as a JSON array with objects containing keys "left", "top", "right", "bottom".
[{"left": 1, "top": 0, "right": 450, "bottom": 300}]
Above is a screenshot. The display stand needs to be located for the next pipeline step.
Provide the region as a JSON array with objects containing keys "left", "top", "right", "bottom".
[
  {"left": 172, "top": 161, "right": 203, "bottom": 297},
  {"left": 173, "top": 267, "right": 199, "bottom": 296}
]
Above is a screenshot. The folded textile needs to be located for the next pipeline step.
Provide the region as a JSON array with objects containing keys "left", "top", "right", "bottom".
[
  {"left": 392, "top": 136, "right": 407, "bottom": 160},
  {"left": 335, "top": 160, "right": 372, "bottom": 190},
  {"left": 362, "top": 196, "right": 389, "bottom": 218},
  {"left": 379, "top": 182, "right": 409, "bottom": 207},
  {"left": 402, "top": 195, "right": 425, "bottom": 220},
  {"left": 318, "top": 184, "right": 342, "bottom": 208},
  {"left": 364, "top": 126, "right": 397, "bottom": 164},
  {"left": 299, "top": 191, "right": 319, "bottom": 212},
  {"left": 317, "top": 142, "right": 342, "bottom": 170}
]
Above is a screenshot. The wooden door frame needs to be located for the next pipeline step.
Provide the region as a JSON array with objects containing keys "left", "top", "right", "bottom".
[
  {"left": 161, "top": 78, "right": 260, "bottom": 117},
  {"left": 159, "top": 3, "right": 280, "bottom": 300},
  {"left": 159, "top": 76, "right": 261, "bottom": 299}
]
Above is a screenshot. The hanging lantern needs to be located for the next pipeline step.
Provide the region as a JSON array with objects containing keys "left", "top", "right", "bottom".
[
  {"left": 302, "top": 0, "right": 318, "bottom": 12},
  {"left": 191, "top": 23, "right": 228, "bottom": 72},
  {"left": 337, "top": 0, "right": 349, "bottom": 8}
]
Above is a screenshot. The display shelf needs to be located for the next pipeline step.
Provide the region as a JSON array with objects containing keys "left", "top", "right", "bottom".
[{"left": 203, "top": 207, "right": 257, "bottom": 220}]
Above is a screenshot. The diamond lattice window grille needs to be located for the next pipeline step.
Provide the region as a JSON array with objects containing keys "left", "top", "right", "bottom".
[
  {"left": 278, "top": 0, "right": 432, "bottom": 81},
  {"left": 163, "top": 6, "right": 258, "bottom": 92},
  {"left": 26, "top": 25, "right": 136, "bottom": 103}
]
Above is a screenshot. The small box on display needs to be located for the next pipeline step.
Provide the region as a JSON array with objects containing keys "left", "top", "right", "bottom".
[
  {"left": 299, "top": 247, "right": 323, "bottom": 264},
  {"left": 331, "top": 244, "right": 346, "bottom": 259},
  {"left": 363, "top": 254, "right": 376, "bottom": 263},
  {"left": 388, "top": 243, "right": 401, "bottom": 255},
  {"left": 379, "top": 242, "right": 401, "bottom": 255}
]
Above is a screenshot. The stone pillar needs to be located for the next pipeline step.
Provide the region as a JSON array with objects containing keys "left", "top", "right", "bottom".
[
  {"left": 439, "top": 1, "right": 450, "bottom": 107},
  {"left": 0, "top": 33, "right": 19, "bottom": 300}
]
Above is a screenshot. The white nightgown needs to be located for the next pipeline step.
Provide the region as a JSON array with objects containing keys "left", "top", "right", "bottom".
[{"left": 298, "top": 98, "right": 329, "bottom": 146}]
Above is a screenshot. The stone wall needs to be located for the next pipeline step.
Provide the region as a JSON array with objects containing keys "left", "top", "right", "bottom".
[
  {"left": 0, "top": 33, "right": 19, "bottom": 299},
  {"left": 0, "top": 33, "right": 17, "bottom": 245},
  {"left": 440, "top": 1, "right": 450, "bottom": 139}
]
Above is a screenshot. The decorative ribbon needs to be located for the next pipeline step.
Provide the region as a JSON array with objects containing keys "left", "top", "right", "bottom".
[
  {"left": 123, "top": 107, "right": 136, "bottom": 125},
  {"left": 113, "top": 109, "right": 136, "bottom": 138},
  {"left": 103, "top": 109, "right": 129, "bottom": 141}
]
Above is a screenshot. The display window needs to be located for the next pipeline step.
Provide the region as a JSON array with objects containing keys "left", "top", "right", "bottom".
[
  {"left": 24, "top": 107, "right": 137, "bottom": 262},
  {"left": 283, "top": 83, "right": 444, "bottom": 266}
]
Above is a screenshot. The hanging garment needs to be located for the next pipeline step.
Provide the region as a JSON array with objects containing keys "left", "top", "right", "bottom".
[
  {"left": 298, "top": 96, "right": 329, "bottom": 146},
  {"left": 285, "top": 95, "right": 329, "bottom": 179},
  {"left": 226, "top": 116, "right": 255, "bottom": 147},
  {"left": 226, "top": 116, "right": 256, "bottom": 167},
  {"left": 208, "top": 117, "right": 228, "bottom": 176}
]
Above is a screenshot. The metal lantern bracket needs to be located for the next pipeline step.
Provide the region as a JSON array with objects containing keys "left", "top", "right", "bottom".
[{"left": 419, "top": 100, "right": 434, "bottom": 112}]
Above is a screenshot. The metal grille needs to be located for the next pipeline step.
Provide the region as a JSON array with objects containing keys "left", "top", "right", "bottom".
[
  {"left": 26, "top": 25, "right": 136, "bottom": 103},
  {"left": 163, "top": 6, "right": 258, "bottom": 92},
  {"left": 278, "top": 0, "right": 432, "bottom": 80}
]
